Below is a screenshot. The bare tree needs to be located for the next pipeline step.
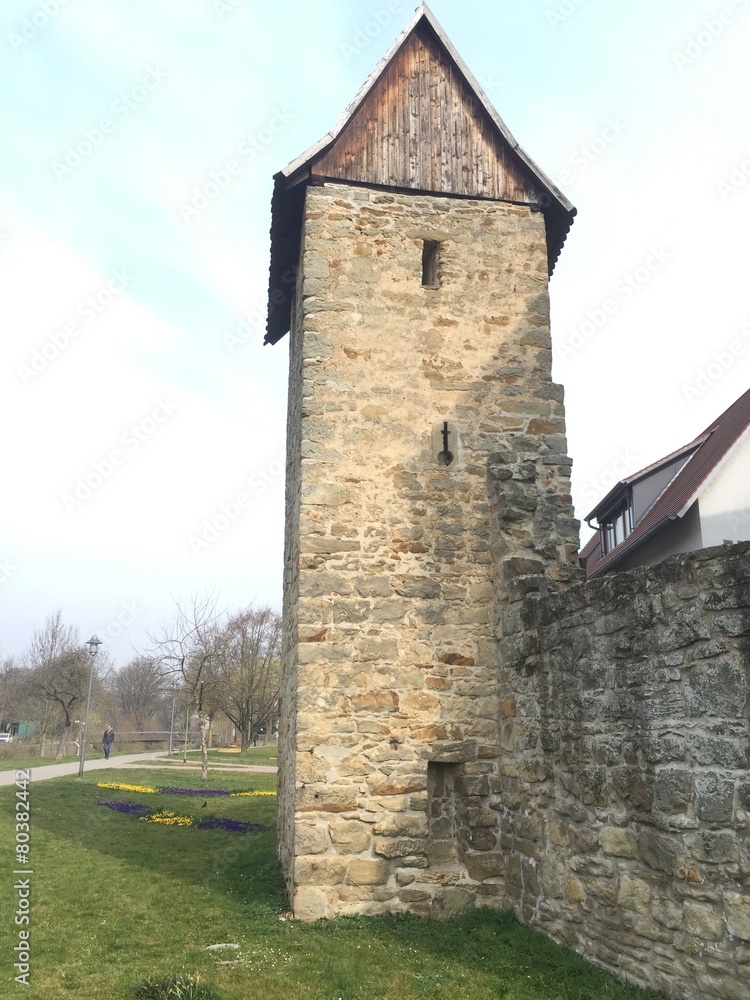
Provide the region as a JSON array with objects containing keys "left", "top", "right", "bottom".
[
  {"left": 144, "top": 594, "right": 224, "bottom": 781},
  {"left": 25, "top": 611, "right": 88, "bottom": 757},
  {"left": 0, "top": 656, "right": 19, "bottom": 727},
  {"left": 24, "top": 611, "right": 114, "bottom": 758},
  {"left": 1, "top": 659, "right": 56, "bottom": 750},
  {"left": 212, "top": 606, "right": 281, "bottom": 753},
  {"left": 112, "top": 656, "right": 167, "bottom": 730}
]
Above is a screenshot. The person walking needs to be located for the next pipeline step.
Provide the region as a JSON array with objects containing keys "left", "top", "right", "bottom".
[{"left": 102, "top": 725, "right": 115, "bottom": 760}]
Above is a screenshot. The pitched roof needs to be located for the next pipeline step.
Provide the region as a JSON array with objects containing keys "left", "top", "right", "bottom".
[
  {"left": 581, "top": 387, "right": 750, "bottom": 578},
  {"left": 265, "top": 3, "right": 576, "bottom": 345}
]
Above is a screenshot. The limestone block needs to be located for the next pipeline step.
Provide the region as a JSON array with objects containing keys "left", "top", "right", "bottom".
[
  {"left": 696, "top": 975, "right": 749, "bottom": 1000},
  {"left": 465, "top": 852, "right": 505, "bottom": 882},
  {"left": 399, "top": 888, "right": 431, "bottom": 902},
  {"left": 369, "top": 795, "right": 410, "bottom": 812},
  {"left": 685, "top": 659, "right": 749, "bottom": 717},
  {"left": 569, "top": 855, "right": 616, "bottom": 879},
  {"left": 355, "top": 576, "right": 392, "bottom": 597},
  {"left": 367, "top": 774, "right": 427, "bottom": 796},
  {"left": 652, "top": 897, "right": 684, "bottom": 930},
  {"left": 373, "top": 838, "right": 427, "bottom": 859},
  {"left": 725, "top": 892, "right": 750, "bottom": 941},
  {"left": 294, "top": 824, "right": 329, "bottom": 856},
  {"left": 600, "top": 827, "right": 639, "bottom": 859},
  {"left": 296, "top": 785, "right": 359, "bottom": 813},
  {"left": 293, "top": 885, "right": 329, "bottom": 921},
  {"left": 373, "top": 813, "right": 429, "bottom": 838},
  {"left": 684, "top": 901, "right": 724, "bottom": 941},
  {"left": 355, "top": 638, "right": 399, "bottom": 662},
  {"left": 428, "top": 740, "right": 478, "bottom": 764},
  {"left": 301, "top": 483, "right": 349, "bottom": 506},
  {"left": 295, "top": 753, "right": 329, "bottom": 784},
  {"left": 347, "top": 859, "right": 390, "bottom": 886},
  {"left": 640, "top": 830, "right": 685, "bottom": 876},
  {"left": 295, "top": 855, "right": 348, "bottom": 886},
  {"left": 350, "top": 690, "right": 399, "bottom": 712},
  {"left": 694, "top": 773, "right": 735, "bottom": 824},
  {"left": 467, "top": 807, "right": 497, "bottom": 828},
  {"left": 564, "top": 876, "right": 586, "bottom": 903},
  {"left": 392, "top": 577, "right": 442, "bottom": 599},
  {"left": 396, "top": 871, "right": 416, "bottom": 886},
  {"left": 618, "top": 874, "right": 651, "bottom": 915},
  {"left": 514, "top": 813, "right": 543, "bottom": 842},
  {"left": 401, "top": 691, "right": 440, "bottom": 713},
  {"left": 654, "top": 769, "right": 693, "bottom": 813},
  {"left": 329, "top": 821, "right": 372, "bottom": 854},
  {"left": 585, "top": 879, "right": 618, "bottom": 908},
  {"left": 430, "top": 888, "right": 475, "bottom": 918}
]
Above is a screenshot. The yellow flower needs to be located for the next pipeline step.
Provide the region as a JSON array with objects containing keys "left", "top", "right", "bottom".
[
  {"left": 97, "top": 782, "right": 155, "bottom": 794},
  {"left": 230, "top": 790, "right": 277, "bottom": 797},
  {"left": 140, "top": 810, "right": 193, "bottom": 826}
]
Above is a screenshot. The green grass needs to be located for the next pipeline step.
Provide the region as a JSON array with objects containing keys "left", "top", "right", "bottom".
[
  {"left": 0, "top": 748, "right": 154, "bottom": 772},
  {"left": 170, "top": 747, "right": 278, "bottom": 767},
  {"left": 0, "top": 753, "right": 82, "bottom": 771},
  {"left": 0, "top": 768, "right": 660, "bottom": 1000}
]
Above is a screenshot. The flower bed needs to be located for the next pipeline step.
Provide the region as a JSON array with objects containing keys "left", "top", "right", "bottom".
[
  {"left": 96, "top": 799, "right": 150, "bottom": 814},
  {"left": 97, "top": 782, "right": 156, "bottom": 794},
  {"left": 96, "top": 782, "right": 276, "bottom": 797},
  {"left": 94, "top": 783, "right": 271, "bottom": 833}
]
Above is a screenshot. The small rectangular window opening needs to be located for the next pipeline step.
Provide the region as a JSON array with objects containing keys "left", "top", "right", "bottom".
[
  {"left": 427, "top": 761, "right": 459, "bottom": 864},
  {"left": 422, "top": 240, "right": 440, "bottom": 288}
]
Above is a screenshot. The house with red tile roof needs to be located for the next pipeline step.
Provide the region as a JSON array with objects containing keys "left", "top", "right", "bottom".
[{"left": 580, "top": 388, "right": 750, "bottom": 579}]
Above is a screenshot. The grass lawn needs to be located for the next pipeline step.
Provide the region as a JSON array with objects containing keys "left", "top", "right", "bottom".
[
  {"left": 0, "top": 767, "right": 661, "bottom": 1000},
  {"left": 166, "top": 747, "right": 278, "bottom": 767},
  {"left": 0, "top": 749, "right": 152, "bottom": 772}
]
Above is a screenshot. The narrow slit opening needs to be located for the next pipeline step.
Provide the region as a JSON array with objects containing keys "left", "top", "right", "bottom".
[{"left": 422, "top": 239, "right": 440, "bottom": 288}]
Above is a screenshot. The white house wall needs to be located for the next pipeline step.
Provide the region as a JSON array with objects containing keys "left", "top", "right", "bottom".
[
  {"left": 614, "top": 502, "right": 702, "bottom": 573},
  {"left": 698, "top": 432, "right": 750, "bottom": 547}
]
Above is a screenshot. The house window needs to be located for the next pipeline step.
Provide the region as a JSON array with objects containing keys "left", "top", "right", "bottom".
[{"left": 600, "top": 497, "right": 634, "bottom": 554}]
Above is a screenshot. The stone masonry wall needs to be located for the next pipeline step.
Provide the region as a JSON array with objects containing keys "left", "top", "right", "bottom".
[
  {"left": 277, "top": 247, "right": 305, "bottom": 885},
  {"left": 279, "top": 180, "right": 580, "bottom": 920},
  {"left": 498, "top": 542, "right": 750, "bottom": 1000}
]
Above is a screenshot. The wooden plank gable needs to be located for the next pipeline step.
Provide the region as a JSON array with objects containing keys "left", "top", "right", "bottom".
[
  {"left": 265, "top": 5, "right": 576, "bottom": 344},
  {"left": 312, "top": 24, "right": 536, "bottom": 203}
]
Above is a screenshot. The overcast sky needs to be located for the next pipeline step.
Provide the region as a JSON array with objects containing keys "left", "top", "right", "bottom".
[{"left": 2, "top": 0, "right": 749, "bottom": 666}]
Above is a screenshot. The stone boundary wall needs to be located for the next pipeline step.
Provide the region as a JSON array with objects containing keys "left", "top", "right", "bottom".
[{"left": 498, "top": 542, "right": 750, "bottom": 1000}]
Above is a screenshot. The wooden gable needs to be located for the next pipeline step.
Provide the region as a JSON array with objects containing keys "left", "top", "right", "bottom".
[
  {"left": 312, "top": 23, "right": 537, "bottom": 204},
  {"left": 266, "top": 4, "right": 575, "bottom": 345}
]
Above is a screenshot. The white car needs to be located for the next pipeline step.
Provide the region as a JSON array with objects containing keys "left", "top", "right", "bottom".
[{"left": 0, "top": 732, "right": 12, "bottom": 743}]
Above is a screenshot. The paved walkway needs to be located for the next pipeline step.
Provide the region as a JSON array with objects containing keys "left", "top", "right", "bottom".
[
  {"left": 0, "top": 752, "right": 176, "bottom": 785},
  {"left": 0, "top": 752, "right": 278, "bottom": 785}
]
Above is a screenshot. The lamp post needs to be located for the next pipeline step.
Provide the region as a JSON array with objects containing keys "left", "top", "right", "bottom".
[
  {"left": 78, "top": 635, "right": 102, "bottom": 778},
  {"left": 168, "top": 690, "right": 176, "bottom": 755}
]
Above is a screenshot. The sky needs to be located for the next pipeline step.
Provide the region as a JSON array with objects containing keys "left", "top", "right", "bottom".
[{"left": 2, "top": 0, "right": 749, "bottom": 667}]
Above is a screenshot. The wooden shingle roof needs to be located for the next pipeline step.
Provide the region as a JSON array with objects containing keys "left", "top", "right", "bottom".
[{"left": 265, "top": 3, "right": 576, "bottom": 345}]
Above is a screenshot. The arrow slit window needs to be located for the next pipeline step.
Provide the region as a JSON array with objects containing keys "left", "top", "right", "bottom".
[{"left": 422, "top": 240, "right": 441, "bottom": 288}]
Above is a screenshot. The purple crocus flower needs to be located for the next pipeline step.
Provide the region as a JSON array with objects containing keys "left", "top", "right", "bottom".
[
  {"left": 196, "top": 818, "right": 264, "bottom": 833},
  {"left": 96, "top": 799, "right": 149, "bottom": 814}
]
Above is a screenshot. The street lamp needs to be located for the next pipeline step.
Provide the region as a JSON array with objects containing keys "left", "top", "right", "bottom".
[{"left": 77, "top": 635, "right": 102, "bottom": 778}]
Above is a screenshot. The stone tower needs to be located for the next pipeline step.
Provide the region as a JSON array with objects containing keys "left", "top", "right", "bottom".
[{"left": 266, "top": 4, "right": 581, "bottom": 920}]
